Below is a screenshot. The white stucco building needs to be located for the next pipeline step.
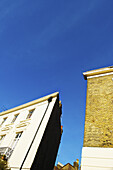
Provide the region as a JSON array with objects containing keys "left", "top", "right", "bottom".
[{"left": 0, "top": 92, "right": 62, "bottom": 170}]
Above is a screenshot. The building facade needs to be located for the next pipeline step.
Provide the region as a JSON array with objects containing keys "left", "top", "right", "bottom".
[
  {"left": 0, "top": 92, "right": 62, "bottom": 170},
  {"left": 81, "top": 66, "right": 113, "bottom": 170}
]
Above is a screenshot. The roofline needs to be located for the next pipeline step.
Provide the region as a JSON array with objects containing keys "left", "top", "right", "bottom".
[
  {"left": 83, "top": 66, "right": 113, "bottom": 80},
  {"left": 61, "top": 163, "right": 73, "bottom": 168},
  {"left": 0, "top": 92, "right": 59, "bottom": 116}
]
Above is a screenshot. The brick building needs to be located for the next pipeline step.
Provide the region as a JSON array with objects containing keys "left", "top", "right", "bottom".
[
  {"left": 54, "top": 159, "right": 79, "bottom": 170},
  {"left": 81, "top": 66, "right": 113, "bottom": 170}
]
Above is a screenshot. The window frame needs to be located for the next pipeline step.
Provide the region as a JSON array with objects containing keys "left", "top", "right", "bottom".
[
  {"left": 10, "top": 131, "right": 23, "bottom": 150},
  {"left": 26, "top": 109, "right": 35, "bottom": 119},
  {"left": 11, "top": 114, "right": 19, "bottom": 123},
  {"left": 0, "top": 117, "right": 7, "bottom": 126},
  {"left": 0, "top": 135, "right": 6, "bottom": 144}
]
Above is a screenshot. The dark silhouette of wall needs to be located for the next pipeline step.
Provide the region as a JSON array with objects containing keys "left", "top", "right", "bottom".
[{"left": 31, "top": 96, "right": 62, "bottom": 170}]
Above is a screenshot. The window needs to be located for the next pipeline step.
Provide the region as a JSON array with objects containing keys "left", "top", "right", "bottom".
[
  {"left": 10, "top": 132, "right": 23, "bottom": 150},
  {"left": 0, "top": 135, "right": 6, "bottom": 144},
  {"left": 0, "top": 117, "right": 7, "bottom": 126},
  {"left": 11, "top": 114, "right": 19, "bottom": 123},
  {"left": 15, "top": 132, "right": 23, "bottom": 139},
  {"left": 4, "top": 132, "right": 23, "bottom": 159},
  {"left": 26, "top": 109, "right": 35, "bottom": 119}
]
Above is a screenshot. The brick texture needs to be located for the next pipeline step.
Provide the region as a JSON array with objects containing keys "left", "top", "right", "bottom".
[{"left": 84, "top": 74, "right": 113, "bottom": 147}]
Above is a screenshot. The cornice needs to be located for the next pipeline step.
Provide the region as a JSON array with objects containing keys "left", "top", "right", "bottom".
[
  {"left": 0, "top": 92, "right": 59, "bottom": 116},
  {"left": 83, "top": 66, "right": 113, "bottom": 80}
]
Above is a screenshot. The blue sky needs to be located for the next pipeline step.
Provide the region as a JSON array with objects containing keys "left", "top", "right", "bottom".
[{"left": 0, "top": 0, "right": 113, "bottom": 166}]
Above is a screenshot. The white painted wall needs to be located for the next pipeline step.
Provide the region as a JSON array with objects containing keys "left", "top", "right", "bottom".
[
  {"left": 81, "top": 147, "right": 113, "bottom": 170},
  {"left": 22, "top": 97, "right": 57, "bottom": 169},
  {"left": 0, "top": 95, "right": 57, "bottom": 170}
]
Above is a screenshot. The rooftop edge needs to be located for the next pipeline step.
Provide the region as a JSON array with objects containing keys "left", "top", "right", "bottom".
[
  {"left": 0, "top": 92, "right": 59, "bottom": 116},
  {"left": 83, "top": 66, "right": 113, "bottom": 80}
]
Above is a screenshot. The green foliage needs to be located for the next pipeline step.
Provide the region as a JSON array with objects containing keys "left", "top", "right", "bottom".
[{"left": 0, "top": 155, "right": 10, "bottom": 170}]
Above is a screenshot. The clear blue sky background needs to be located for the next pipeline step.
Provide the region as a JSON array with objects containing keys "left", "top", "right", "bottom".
[{"left": 0, "top": 0, "right": 113, "bottom": 166}]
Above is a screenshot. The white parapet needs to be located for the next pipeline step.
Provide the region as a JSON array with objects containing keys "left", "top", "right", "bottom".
[{"left": 81, "top": 147, "right": 113, "bottom": 170}]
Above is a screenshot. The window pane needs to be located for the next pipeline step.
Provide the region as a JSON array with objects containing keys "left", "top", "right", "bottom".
[
  {"left": 26, "top": 109, "right": 35, "bottom": 119},
  {"left": 15, "top": 132, "right": 23, "bottom": 139},
  {"left": 0, "top": 135, "right": 5, "bottom": 141},
  {"left": 12, "top": 114, "right": 19, "bottom": 123},
  {"left": 10, "top": 132, "right": 23, "bottom": 152},
  {"left": 0, "top": 117, "right": 7, "bottom": 126},
  {"left": 0, "top": 135, "right": 6, "bottom": 144}
]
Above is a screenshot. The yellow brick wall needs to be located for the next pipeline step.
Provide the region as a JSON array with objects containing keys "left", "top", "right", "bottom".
[{"left": 84, "top": 74, "right": 113, "bottom": 147}]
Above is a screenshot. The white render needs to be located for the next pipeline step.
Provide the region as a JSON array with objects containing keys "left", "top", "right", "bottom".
[
  {"left": 0, "top": 92, "right": 61, "bottom": 170},
  {"left": 81, "top": 147, "right": 113, "bottom": 170}
]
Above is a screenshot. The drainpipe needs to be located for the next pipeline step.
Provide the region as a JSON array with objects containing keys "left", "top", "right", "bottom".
[{"left": 20, "top": 97, "right": 53, "bottom": 170}]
